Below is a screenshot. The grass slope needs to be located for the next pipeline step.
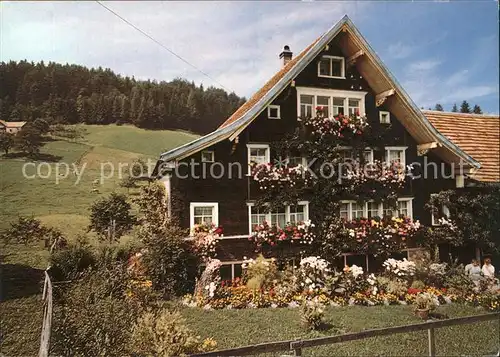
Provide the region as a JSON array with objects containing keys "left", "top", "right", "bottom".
[
  {"left": 0, "top": 125, "right": 198, "bottom": 356},
  {"left": 0, "top": 125, "right": 198, "bottom": 231},
  {"left": 182, "top": 305, "right": 500, "bottom": 356}
]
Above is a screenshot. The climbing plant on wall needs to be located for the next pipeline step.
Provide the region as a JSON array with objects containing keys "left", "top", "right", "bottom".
[{"left": 249, "top": 108, "right": 422, "bottom": 258}]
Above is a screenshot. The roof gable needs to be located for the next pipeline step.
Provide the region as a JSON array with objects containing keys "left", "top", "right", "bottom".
[{"left": 159, "top": 15, "right": 480, "bottom": 173}]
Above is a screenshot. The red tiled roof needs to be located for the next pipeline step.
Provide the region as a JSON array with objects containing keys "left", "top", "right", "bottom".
[
  {"left": 423, "top": 110, "right": 500, "bottom": 182},
  {"left": 218, "top": 39, "right": 320, "bottom": 129},
  {"left": 0, "top": 120, "right": 26, "bottom": 128}
]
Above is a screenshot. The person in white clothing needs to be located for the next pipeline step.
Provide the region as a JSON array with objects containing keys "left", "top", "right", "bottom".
[{"left": 482, "top": 258, "right": 495, "bottom": 278}]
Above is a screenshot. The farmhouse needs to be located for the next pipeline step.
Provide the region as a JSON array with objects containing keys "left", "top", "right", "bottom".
[
  {"left": 0, "top": 119, "right": 26, "bottom": 134},
  {"left": 154, "top": 15, "right": 499, "bottom": 279}
]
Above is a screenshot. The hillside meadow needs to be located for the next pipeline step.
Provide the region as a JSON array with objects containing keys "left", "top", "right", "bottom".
[
  {"left": 0, "top": 124, "right": 198, "bottom": 233},
  {"left": 0, "top": 124, "right": 198, "bottom": 356}
]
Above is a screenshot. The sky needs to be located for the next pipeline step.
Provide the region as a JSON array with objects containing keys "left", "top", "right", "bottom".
[{"left": 1, "top": 1, "right": 499, "bottom": 113}]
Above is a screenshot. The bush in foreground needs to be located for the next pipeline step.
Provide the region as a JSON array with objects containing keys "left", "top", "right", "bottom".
[{"left": 131, "top": 309, "right": 216, "bottom": 356}]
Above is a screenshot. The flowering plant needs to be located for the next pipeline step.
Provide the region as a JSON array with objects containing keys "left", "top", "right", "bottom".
[
  {"left": 383, "top": 258, "right": 416, "bottom": 279},
  {"left": 300, "top": 297, "right": 325, "bottom": 330},
  {"left": 251, "top": 162, "right": 313, "bottom": 192},
  {"left": 303, "top": 109, "right": 369, "bottom": 140},
  {"left": 191, "top": 222, "right": 223, "bottom": 261},
  {"left": 345, "top": 160, "right": 407, "bottom": 192},
  {"left": 249, "top": 220, "right": 315, "bottom": 250},
  {"left": 343, "top": 216, "right": 421, "bottom": 256},
  {"left": 298, "top": 256, "right": 331, "bottom": 294}
]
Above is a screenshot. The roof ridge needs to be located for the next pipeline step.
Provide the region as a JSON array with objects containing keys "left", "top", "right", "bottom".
[{"left": 422, "top": 110, "right": 499, "bottom": 119}]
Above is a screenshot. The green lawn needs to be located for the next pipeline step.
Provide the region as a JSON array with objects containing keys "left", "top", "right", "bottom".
[
  {"left": 182, "top": 305, "right": 499, "bottom": 356},
  {"left": 0, "top": 125, "right": 198, "bottom": 356}
]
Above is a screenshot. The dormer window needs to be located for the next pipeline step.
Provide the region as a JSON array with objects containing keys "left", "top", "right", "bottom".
[
  {"left": 267, "top": 105, "right": 281, "bottom": 119},
  {"left": 201, "top": 150, "right": 214, "bottom": 163},
  {"left": 379, "top": 111, "right": 391, "bottom": 124},
  {"left": 318, "top": 56, "right": 345, "bottom": 79}
]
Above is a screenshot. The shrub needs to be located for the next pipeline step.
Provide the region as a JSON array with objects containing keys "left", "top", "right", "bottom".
[
  {"left": 386, "top": 279, "right": 408, "bottom": 297},
  {"left": 243, "top": 254, "right": 279, "bottom": 290},
  {"left": 49, "top": 243, "right": 96, "bottom": 281},
  {"left": 1, "top": 216, "right": 61, "bottom": 246},
  {"left": 130, "top": 309, "right": 217, "bottom": 356},
  {"left": 274, "top": 265, "right": 300, "bottom": 300},
  {"left": 300, "top": 298, "right": 325, "bottom": 330},
  {"left": 410, "top": 280, "right": 426, "bottom": 290},
  {"left": 142, "top": 223, "right": 198, "bottom": 299},
  {"left": 88, "top": 192, "right": 135, "bottom": 241},
  {"left": 51, "top": 265, "right": 136, "bottom": 357},
  {"left": 414, "top": 292, "right": 437, "bottom": 311}
]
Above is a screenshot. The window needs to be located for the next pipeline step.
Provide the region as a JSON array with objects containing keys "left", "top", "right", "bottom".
[
  {"left": 296, "top": 88, "right": 367, "bottom": 120},
  {"left": 289, "top": 204, "right": 306, "bottom": 223},
  {"left": 379, "top": 111, "right": 391, "bottom": 124},
  {"left": 397, "top": 198, "right": 413, "bottom": 218},
  {"left": 363, "top": 149, "right": 374, "bottom": 163},
  {"left": 270, "top": 207, "right": 286, "bottom": 228},
  {"left": 332, "top": 97, "right": 345, "bottom": 115},
  {"left": 397, "top": 200, "right": 409, "bottom": 217},
  {"left": 250, "top": 206, "right": 267, "bottom": 228},
  {"left": 247, "top": 144, "right": 270, "bottom": 172},
  {"left": 318, "top": 56, "right": 345, "bottom": 79},
  {"left": 367, "top": 201, "right": 381, "bottom": 218},
  {"left": 339, "top": 148, "right": 353, "bottom": 162},
  {"left": 287, "top": 156, "right": 306, "bottom": 167},
  {"left": 267, "top": 105, "right": 281, "bottom": 119},
  {"left": 217, "top": 262, "right": 243, "bottom": 281},
  {"left": 299, "top": 95, "right": 313, "bottom": 118},
  {"left": 339, "top": 199, "right": 412, "bottom": 220},
  {"left": 201, "top": 150, "right": 214, "bottom": 163},
  {"left": 317, "top": 96, "right": 330, "bottom": 117},
  {"left": 385, "top": 147, "right": 407, "bottom": 167},
  {"left": 352, "top": 202, "right": 365, "bottom": 218},
  {"left": 339, "top": 202, "right": 350, "bottom": 220},
  {"left": 348, "top": 98, "right": 361, "bottom": 116},
  {"left": 430, "top": 194, "right": 450, "bottom": 225},
  {"left": 190, "top": 202, "right": 218, "bottom": 230},
  {"left": 247, "top": 201, "right": 309, "bottom": 234}
]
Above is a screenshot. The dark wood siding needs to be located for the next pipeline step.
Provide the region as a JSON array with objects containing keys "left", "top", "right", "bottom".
[{"left": 169, "top": 34, "right": 456, "bottom": 257}]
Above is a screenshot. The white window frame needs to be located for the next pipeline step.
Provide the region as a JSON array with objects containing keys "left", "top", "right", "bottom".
[
  {"left": 296, "top": 87, "right": 367, "bottom": 119},
  {"left": 190, "top": 202, "right": 219, "bottom": 231},
  {"left": 363, "top": 148, "right": 374, "bottom": 163},
  {"left": 339, "top": 198, "right": 413, "bottom": 220},
  {"left": 430, "top": 193, "right": 450, "bottom": 226},
  {"left": 247, "top": 143, "right": 270, "bottom": 174},
  {"left": 317, "top": 55, "right": 345, "bottom": 79},
  {"left": 201, "top": 150, "right": 215, "bottom": 163},
  {"left": 247, "top": 201, "right": 309, "bottom": 234},
  {"left": 286, "top": 156, "right": 307, "bottom": 167},
  {"left": 379, "top": 111, "right": 391, "bottom": 124},
  {"left": 385, "top": 146, "right": 408, "bottom": 167},
  {"left": 396, "top": 197, "right": 414, "bottom": 219},
  {"left": 267, "top": 105, "right": 281, "bottom": 120}
]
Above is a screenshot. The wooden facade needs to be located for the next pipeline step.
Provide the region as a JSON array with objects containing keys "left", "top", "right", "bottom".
[{"left": 158, "top": 18, "right": 490, "bottom": 277}]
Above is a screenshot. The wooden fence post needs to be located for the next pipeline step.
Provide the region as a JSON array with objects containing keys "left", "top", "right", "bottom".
[
  {"left": 291, "top": 339, "right": 302, "bottom": 356},
  {"left": 428, "top": 327, "right": 436, "bottom": 357}
]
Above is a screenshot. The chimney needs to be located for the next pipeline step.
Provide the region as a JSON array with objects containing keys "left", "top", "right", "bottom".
[{"left": 279, "top": 45, "right": 293, "bottom": 67}]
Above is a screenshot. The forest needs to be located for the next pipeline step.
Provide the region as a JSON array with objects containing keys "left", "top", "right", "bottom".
[{"left": 0, "top": 60, "right": 246, "bottom": 134}]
